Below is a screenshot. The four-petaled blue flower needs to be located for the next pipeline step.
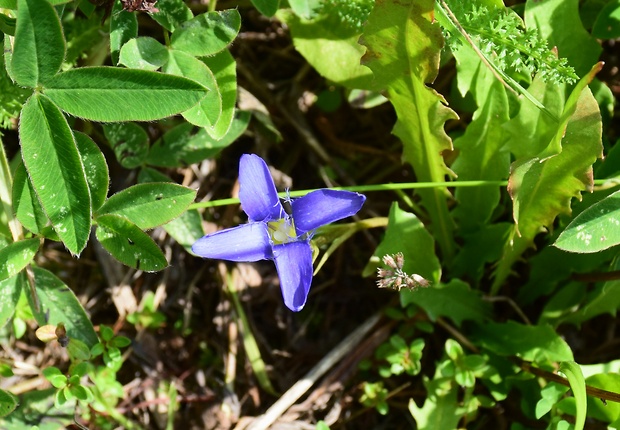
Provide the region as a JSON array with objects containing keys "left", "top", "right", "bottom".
[{"left": 192, "top": 154, "right": 366, "bottom": 311}]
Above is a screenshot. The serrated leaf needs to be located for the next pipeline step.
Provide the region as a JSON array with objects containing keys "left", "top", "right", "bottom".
[
  {"left": 0, "top": 389, "right": 19, "bottom": 418},
  {"left": 401, "top": 280, "right": 492, "bottom": 326},
  {"left": 102, "top": 122, "right": 149, "bottom": 169},
  {"left": 492, "top": 67, "right": 604, "bottom": 293},
  {"left": 110, "top": 2, "right": 137, "bottom": 65},
  {"left": 27, "top": 267, "right": 98, "bottom": 348},
  {"left": 96, "top": 183, "right": 196, "bottom": 230},
  {"left": 472, "top": 321, "right": 573, "bottom": 362},
  {"left": 163, "top": 49, "right": 221, "bottom": 127},
  {"left": 364, "top": 202, "right": 441, "bottom": 283},
  {"left": 0, "top": 274, "right": 22, "bottom": 330},
  {"left": 251, "top": 0, "right": 279, "bottom": 17},
  {"left": 0, "top": 238, "right": 39, "bottom": 281},
  {"left": 74, "top": 132, "right": 109, "bottom": 212},
  {"left": 12, "top": 162, "right": 48, "bottom": 234},
  {"left": 361, "top": 0, "right": 458, "bottom": 259},
  {"left": 95, "top": 214, "right": 168, "bottom": 272},
  {"left": 150, "top": 0, "right": 193, "bottom": 32},
  {"left": 12, "top": 0, "right": 65, "bottom": 87},
  {"left": 408, "top": 385, "right": 461, "bottom": 430},
  {"left": 19, "top": 93, "right": 91, "bottom": 255},
  {"left": 119, "top": 37, "right": 168, "bottom": 71},
  {"left": 558, "top": 361, "right": 587, "bottom": 430},
  {"left": 277, "top": 10, "right": 374, "bottom": 89},
  {"left": 42, "top": 67, "right": 208, "bottom": 122},
  {"left": 202, "top": 49, "right": 237, "bottom": 139},
  {"left": 555, "top": 189, "right": 620, "bottom": 253},
  {"left": 170, "top": 9, "right": 240, "bottom": 56},
  {"left": 146, "top": 111, "right": 250, "bottom": 167}
]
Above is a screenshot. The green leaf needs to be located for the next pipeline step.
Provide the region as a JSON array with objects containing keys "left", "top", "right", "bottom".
[
  {"left": 146, "top": 111, "right": 250, "bottom": 167},
  {"left": 251, "top": 0, "right": 280, "bottom": 17},
  {"left": 408, "top": 384, "right": 462, "bottom": 430},
  {"left": 19, "top": 93, "right": 92, "bottom": 255},
  {"left": 401, "top": 280, "right": 492, "bottom": 327},
  {"left": 138, "top": 168, "right": 204, "bottom": 251},
  {"left": 102, "top": 122, "right": 149, "bottom": 169},
  {"left": 163, "top": 49, "right": 221, "bottom": 127},
  {"left": 96, "top": 183, "right": 197, "bottom": 230},
  {"left": 361, "top": 0, "right": 458, "bottom": 260},
  {"left": 28, "top": 267, "right": 98, "bottom": 348},
  {"left": 472, "top": 321, "right": 573, "bottom": 362},
  {"left": 525, "top": 0, "right": 601, "bottom": 77},
  {"left": 364, "top": 202, "right": 441, "bottom": 284},
  {"left": 95, "top": 214, "right": 168, "bottom": 272},
  {"left": 592, "top": 0, "right": 620, "bottom": 38},
  {"left": 12, "top": 0, "right": 65, "bottom": 87},
  {"left": 451, "top": 49, "right": 510, "bottom": 232},
  {"left": 74, "top": 132, "right": 109, "bottom": 212},
  {"left": 277, "top": 10, "right": 374, "bottom": 89},
  {"left": 12, "top": 161, "right": 48, "bottom": 235},
  {"left": 584, "top": 373, "right": 620, "bottom": 423},
  {"left": 288, "top": 0, "right": 314, "bottom": 19},
  {"left": 43, "top": 67, "right": 208, "bottom": 122},
  {"left": 0, "top": 274, "right": 22, "bottom": 330},
  {"left": 119, "top": 37, "right": 169, "bottom": 71},
  {"left": 492, "top": 67, "right": 604, "bottom": 293},
  {"left": 202, "top": 49, "right": 238, "bottom": 139},
  {"left": 0, "top": 389, "right": 19, "bottom": 418},
  {"left": 555, "top": 189, "right": 620, "bottom": 253},
  {"left": 150, "top": 0, "right": 193, "bottom": 32},
  {"left": 42, "top": 367, "right": 67, "bottom": 389},
  {"left": 558, "top": 361, "right": 587, "bottom": 430},
  {"left": 0, "top": 13, "right": 16, "bottom": 36},
  {"left": 0, "top": 238, "right": 39, "bottom": 281},
  {"left": 0, "top": 388, "right": 74, "bottom": 429},
  {"left": 170, "top": 9, "right": 241, "bottom": 56},
  {"left": 110, "top": 1, "right": 137, "bottom": 65}
]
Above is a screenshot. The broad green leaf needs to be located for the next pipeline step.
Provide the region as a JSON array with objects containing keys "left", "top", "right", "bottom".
[
  {"left": 119, "top": 37, "right": 168, "bottom": 71},
  {"left": 42, "top": 367, "right": 66, "bottom": 388},
  {"left": 0, "top": 13, "right": 16, "bottom": 36},
  {"left": 12, "top": 162, "right": 48, "bottom": 234},
  {"left": 43, "top": 67, "right": 208, "bottom": 122},
  {"left": 12, "top": 0, "right": 65, "bottom": 87},
  {"left": 555, "top": 189, "right": 620, "bottom": 253},
  {"left": 95, "top": 214, "right": 168, "bottom": 272},
  {"left": 559, "top": 362, "right": 587, "bottom": 430},
  {"left": 97, "top": 183, "right": 196, "bottom": 230},
  {"left": 492, "top": 68, "right": 604, "bottom": 293},
  {"left": 102, "top": 122, "right": 149, "bottom": 169},
  {"left": 592, "top": 0, "right": 620, "bottom": 38},
  {"left": 170, "top": 9, "right": 241, "bottom": 57},
  {"left": 0, "top": 388, "right": 74, "bottom": 429},
  {"left": 0, "top": 238, "right": 39, "bottom": 281},
  {"left": 146, "top": 111, "right": 250, "bottom": 167},
  {"left": 401, "top": 280, "right": 492, "bottom": 327},
  {"left": 0, "top": 274, "right": 22, "bottom": 329},
  {"left": 19, "top": 93, "right": 91, "bottom": 255},
  {"left": 0, "top": 0, "right": 16, "bottom": 8},
  {"left": 525, "top": 0, "right": 601, "bottom": 77},
  {"left": 361, "top": 0, "right": 458, "bottom": 259},
  {"left": 163, "top": 49, "right": 221, "bottom": 127},
  {"left": 110, "top": 1, "right": 137, "bottom": 65},
  {"left": 288, "top": 0, "right": 315, "bottom": 19},
  {"left": 0, "top": 390, "right": 18, "bottom": 418},
  {"left": 363, "top": 203, "right": 441, "bottom": 284},
  {"left": 138, "top": 168, "right": 204, "bottom": 251},
  {"left": 202, "top": 50, "right": 238, "bottom": 139},
  {"left": 451, "top": 48, "right": 510, "bottom": 232},
  {"left": 251, "top": 0, "right": 279, "bottom": 17},
  {"left": 27, "top": 267, "right": 98, "bottom": 347},
  {"left": 409, "top": 384, "right": 462, "bottom": 429},
  {"left": 472, "top": 321, "right": 573, "bottom": 362},
  {"left": 584, "top": 373, "right": 620, "bottom": 423},
  {"left": 277, "top": 10, "right": 374, "bottom": 89},
  {"left": 74, "top": 132, "right": 109, "bottom": 212},
  {"left": 150, "top": 0, "right": 193, "bottom": 32}
]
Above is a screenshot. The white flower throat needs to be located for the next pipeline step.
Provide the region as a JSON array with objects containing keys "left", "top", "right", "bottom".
[{"left": 268, "top": 217, "right": 297, "bottom": 245}]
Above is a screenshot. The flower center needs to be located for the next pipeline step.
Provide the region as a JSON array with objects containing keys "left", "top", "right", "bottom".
[{"left": 268, "top": 218, "right": 297, "bottom": 245}]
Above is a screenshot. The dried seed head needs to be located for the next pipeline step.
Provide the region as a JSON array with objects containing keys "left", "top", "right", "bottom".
[{"left": 376, "top": 253, "right": 431, "bottom": 292}]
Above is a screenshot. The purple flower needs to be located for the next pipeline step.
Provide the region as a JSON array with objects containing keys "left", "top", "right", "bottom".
[{"left": 192, "top": 154, "right": 366, "bottom": 311}]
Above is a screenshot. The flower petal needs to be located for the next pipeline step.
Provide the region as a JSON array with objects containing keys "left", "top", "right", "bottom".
[
  {"left": 291, "top": 189, "right": 366, "bottom": 235},
  {"left": 192, "top": 223, "right": 272, "bottom": 262},
  {"left": 239, "top": 154, "right": 284, "bottom": 222},
  {"left": 273, "top": 241, "right": 313, "bottom": 312}
]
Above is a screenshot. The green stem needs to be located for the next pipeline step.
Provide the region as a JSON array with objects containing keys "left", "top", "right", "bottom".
[{"left": 0, "top": 136, "right": 22, "bottom": 241}]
